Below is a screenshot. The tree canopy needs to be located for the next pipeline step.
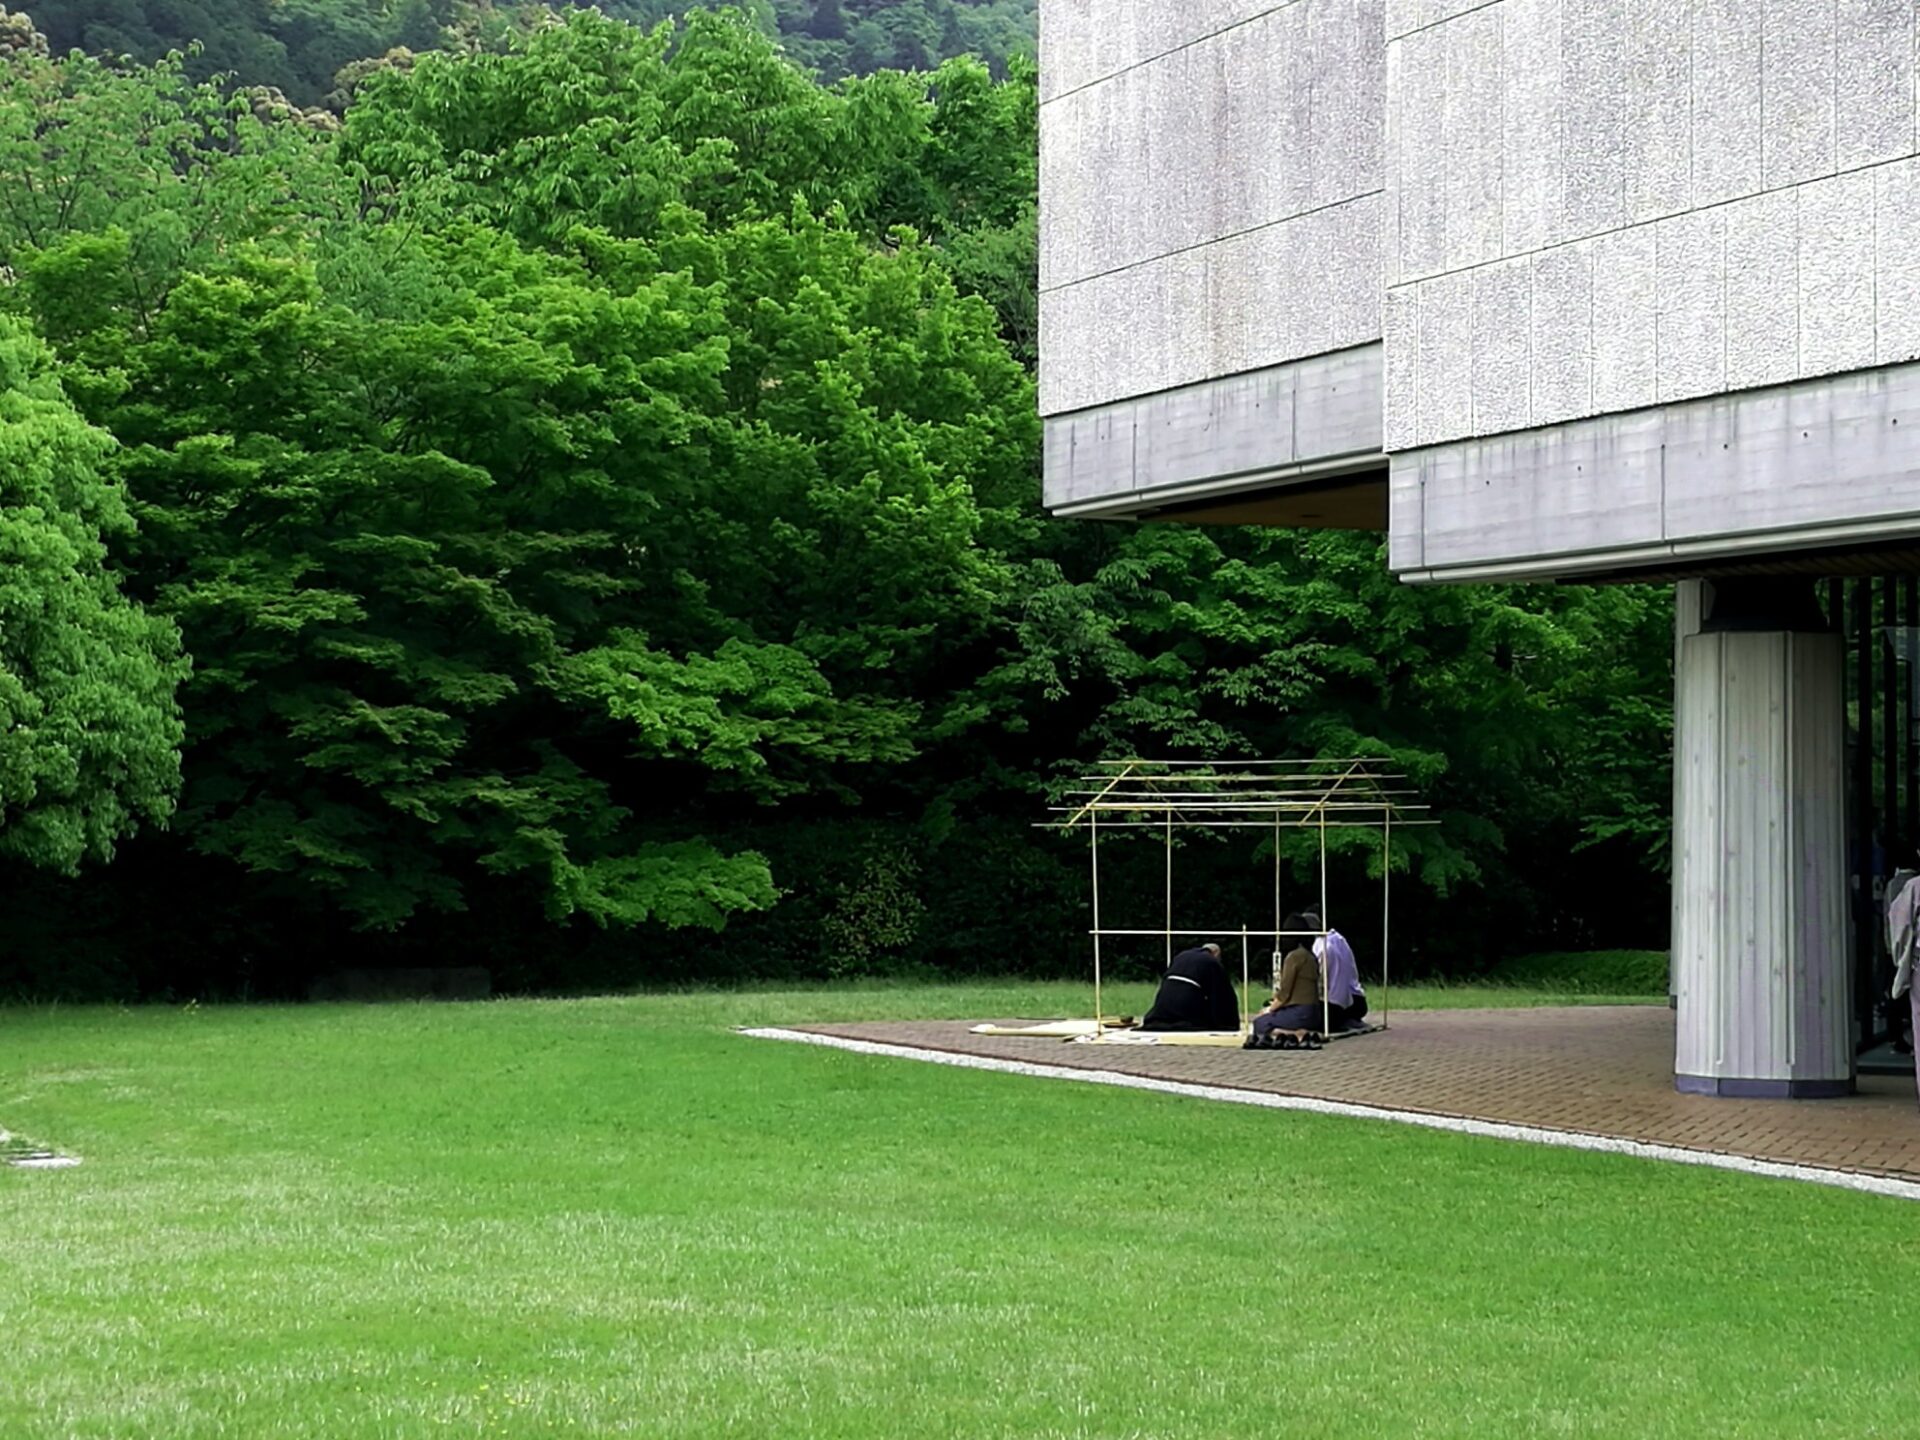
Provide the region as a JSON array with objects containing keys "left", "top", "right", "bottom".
[
  {"left": 0, "top": 316, "right": 185, "bottom": 871},
  {"left": 19, "top": 0, "right": 1037, "bottom": 107}
]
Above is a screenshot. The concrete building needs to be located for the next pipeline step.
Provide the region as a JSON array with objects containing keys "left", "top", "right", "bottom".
[{"left": 1039, "top": 0, "right": 1920, "bottom": 1096}]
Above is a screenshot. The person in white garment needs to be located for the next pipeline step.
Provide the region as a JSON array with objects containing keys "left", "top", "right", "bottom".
[
  {"left": 1304, "top": 908, "right": 1367, "bottom": 1031},
  {"left": 1889, "top": 848, "right": 1920, "bottom": 1099}
]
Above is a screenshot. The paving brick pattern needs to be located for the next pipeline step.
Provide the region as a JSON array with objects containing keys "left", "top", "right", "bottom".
[{"left": 796, "top": 1007, "right": 1920, "bottom": 1181}]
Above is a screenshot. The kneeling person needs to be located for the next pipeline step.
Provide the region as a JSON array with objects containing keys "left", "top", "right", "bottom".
[
  {"left": 1252, "top": 914, "right": 1324, "bottom": 1042},
  {"left": 1142, "top": 943, "right": 1240, "bottom": 1031}
]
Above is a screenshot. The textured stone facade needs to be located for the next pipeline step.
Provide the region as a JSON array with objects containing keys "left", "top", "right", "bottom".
[
  {"left": 1038, "top": 0, "right": 1386, "bottom": 418},
  {"left": 1386, "top": 0, "right": 1919, "bottom": 451},
  {"left": 1041, "top": 0, "right": 1920, "bottom": 578}
]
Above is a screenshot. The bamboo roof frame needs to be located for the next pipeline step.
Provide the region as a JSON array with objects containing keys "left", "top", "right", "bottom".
[{"left": 1043, "top": 759, "right": 1434, "bottom": 1039}]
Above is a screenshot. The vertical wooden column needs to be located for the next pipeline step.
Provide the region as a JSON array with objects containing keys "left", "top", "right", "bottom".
[{"left": 1674, "top": 629, "right": 1853, "bottom": 1097}]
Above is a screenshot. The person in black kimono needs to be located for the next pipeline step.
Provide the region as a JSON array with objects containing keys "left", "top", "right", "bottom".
[{"left": 1141, "top": 943, "right": 1240, "bottom": 1031}]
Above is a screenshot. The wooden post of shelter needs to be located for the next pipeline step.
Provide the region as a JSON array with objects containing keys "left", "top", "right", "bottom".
[
  {"left": 1164, "top": 810, "right": 1173, "bottom": 972},
  {"left": 1240, "top": 924, "right": 1250, "bottom": 1037},
  {"left": 1064, "top": 761, "right": 1138, "bottom": 1040},
  {"left": 1382, "top": 806, "right": 1391, "bottom": 1031},
  {"left": 1271, "top": 809, "right": 1281, "bottom": 994},
  {"left": 1319, "top": 801, "right": 1330, "bottom": 1039},
  {"left": 1091, "top": 806, "right": 1102, "bottom": 1038}
]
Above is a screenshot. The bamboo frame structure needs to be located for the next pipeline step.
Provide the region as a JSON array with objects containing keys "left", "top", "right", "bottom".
[{"left": 1044, "top": 759, "right": 1434, "bottom": 1038}]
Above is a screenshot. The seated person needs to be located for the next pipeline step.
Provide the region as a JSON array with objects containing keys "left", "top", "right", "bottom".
[
  {"left": 1141, "top": 942, "right": 1240, "bottom": 1031},
  {"left": 1305, "top": 907, "right": 1368, "bottom": 1030},
  {"left": 1252, "top": 914, "right": 1325, "bottom": 1041}
]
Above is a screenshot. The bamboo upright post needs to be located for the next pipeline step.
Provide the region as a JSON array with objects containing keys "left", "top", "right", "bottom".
[
  {"left": 1164, "top": 810, "right": 1173, "bottom": 971},
  {"left": 1271, "top": 810, "right": 1281, "bottom": 992},
  {"left": 1240, "top": 924, "right": 1250, "bottom": 1037},
  {"left": 1092, "top": 808, "right": 1103, "bottom": 1038},
  {"left": 1382, "top": 809, "right": 1391, "bottom": 1031},
  {"left": 1319, "top": 805, "right": 1330, "bottom": 1038},
  {"left": 1318, "top": 805, "right": 1329, "bottom": 925}
]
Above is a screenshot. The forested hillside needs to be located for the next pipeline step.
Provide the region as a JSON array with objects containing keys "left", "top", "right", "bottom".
[
  {"left": 616, "top": 0, "right": 1036, "bottom": 79},
  {"left": 19, "top": 0, "right": 1035, "bottom": 106},
  {"left": 0, "top": 7, "right": 1672, "bottom": 1000}
]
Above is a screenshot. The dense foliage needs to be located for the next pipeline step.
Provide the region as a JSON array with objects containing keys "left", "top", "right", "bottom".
[
  {"left": 0, "top": 317, "right": 185, "bottom": 871},
  {"left": 0, "top": 9, "right": 1673, "bottom": 999},
  {"left": 614, "top": 0, "right": 1038, "bottom": 80},
  {"left": 19, "top": 0, "right": 1035, "bottom": 106}
]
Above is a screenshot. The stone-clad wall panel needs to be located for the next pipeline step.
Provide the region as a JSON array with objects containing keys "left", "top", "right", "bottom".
[
  {"left": 1040, "top": 0, "right": 1385, "bottom": 419},
  {"left": 1040, "top": 0, "right": 1292, "bottom": 101},
  {"left": 1386, "top": 0, "right": 1920, "bottom": 450},
  {"left": 1040, "top": 195, "right": 1383, "bottom": 416}
]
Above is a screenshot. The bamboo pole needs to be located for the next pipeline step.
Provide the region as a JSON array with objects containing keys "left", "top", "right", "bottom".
[
  {"left": 1320, "top": 803, "right": 1330, "bottom": 1039},
  {"left": 1043, "top": 799, "right": 1433, "bottom": 814},
  {"left": 1092, "top": 806, "right": 1103, "bottom": 1039},
  {"left": 1061, "top": 760, "right": 1139, "bottom": 829},
  {"left": 1272, "top": 809, "right": 1281, "bottom": 994},
  {"left": 1240, "top": 924, "right": 1250, "bottom": 1038},
  {"left": 1086, "top": 928, "right": 1321, "bottom": 937},
  {"left": 1107, "top": 757, "right": 1396, "bottom": 768},
  {"left": 1036, "top": 821, "right": 1443, "bottom": 833},
  {"left": 1164, "top": 810, "right": 1173, "bottom": 971},
  {"left": 1058, "top": 791, "right": 1418, "bottom": 799},
  {"left": 1382, "top": 809, "right": 1392, "bottom": 1032},
  {"left": 1300, "top": 759, "right": 1369, "bottom": 827}
]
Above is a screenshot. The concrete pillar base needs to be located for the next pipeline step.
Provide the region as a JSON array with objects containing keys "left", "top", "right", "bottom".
[{"left": 1675, "top": 1074, "right": 1854, "bottom": 1099}]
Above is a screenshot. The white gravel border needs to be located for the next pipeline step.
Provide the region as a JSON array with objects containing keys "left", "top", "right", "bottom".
[{"left": 741, "top": 1027, "right": 1920, "bottom": 1204}]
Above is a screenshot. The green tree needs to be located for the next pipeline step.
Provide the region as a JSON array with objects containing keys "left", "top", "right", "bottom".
[
  {"left": 335, "top": 12, "right": 1036, "bottom": 309},
  {"left": 979, "top": 519, "right": 1673, "bottom": 952},
  {"left": 0, "top": 49, "right": 346, "bottom": 337},
  {"left": 391, "top": 0, "right": 439, "bottom": 52},
  {"left": 0, "top": 315, "right": 185, "bottom": 869},
  {"left": 6, "top": 30, "right": 1037, "bottom": 937},
  {"left": 19, "top": 0, "right": 1039, "bottom": 104},
  {"left": 807, "top": 0, "right": 845, "bottom": 40},
  {"left": 16, "top": 232, "right": 778, "bottom": 928}
]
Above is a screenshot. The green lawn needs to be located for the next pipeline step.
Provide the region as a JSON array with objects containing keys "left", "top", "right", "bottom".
[
  {"left": 1482, "top": 949, "right": 1670, "bottom": 994},
  {"left": 3, "top": 983, "right": 1912, "bottom": 1439}
]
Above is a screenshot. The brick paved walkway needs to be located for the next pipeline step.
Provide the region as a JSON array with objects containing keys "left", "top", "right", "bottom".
[{"left": 796, "top": 1007, "right": 1920, "bottom": 1182}]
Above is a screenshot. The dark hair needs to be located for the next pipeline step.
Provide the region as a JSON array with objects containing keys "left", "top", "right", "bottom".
[{"left": 1280, "top": 912, "right": 1314, "bottom": 942}]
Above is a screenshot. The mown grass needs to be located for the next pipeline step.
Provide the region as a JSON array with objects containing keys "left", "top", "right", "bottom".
[
  {"left": 1483, "top": 949, "right": 1669, "bottom": 995},
  {"left": 3, "top": 984, "right": 1913, "bottom": 1439}
]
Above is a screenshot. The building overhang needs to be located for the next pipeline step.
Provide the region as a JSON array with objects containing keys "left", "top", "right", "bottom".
[
  {"left": 1042, "top": 347, "right": 1920, "bottom": 586},
  {"left": 1042, "top": 343, "right": 1385, "bottom": 530},
  {"left": 1389, "top": 361, "right": 1920, "bottom": 585}
]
